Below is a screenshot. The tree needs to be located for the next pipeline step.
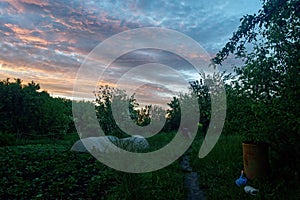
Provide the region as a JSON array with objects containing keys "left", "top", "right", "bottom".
[
  {"left": 0, "top": 78, "right": 73, "bottom": 142},
  {"left": 94, "top": 85, "right": 140, "bottom": 137},
  {"left": 165, "top": 97, "right": 181, "bottom": 131},
  {"left": 137, "top": 105, "right": 151, "bottom": 126},
  {"left": 189, "top": 75, "right": 211, "bottom": 134},
  {"left": 213, "top": 0, "right": 299, "bottom": 178}
]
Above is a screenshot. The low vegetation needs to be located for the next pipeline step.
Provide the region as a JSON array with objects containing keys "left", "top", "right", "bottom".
[{"left": 1, "top": 134, "right": 298, "bottom": 199}]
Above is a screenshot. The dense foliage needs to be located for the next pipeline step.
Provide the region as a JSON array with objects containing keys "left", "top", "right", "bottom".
[
  {"left": 213, "top": 0, "right": 299, "bottom": 179},
  {"left": 0, "top": 78, "right": 74, "bottom": 144},
  {"left": 94, "top": 85, "right": 172, "bottom": 137},
  {"left": 94, "top": 85, "right": 150, "bottom": 137}
]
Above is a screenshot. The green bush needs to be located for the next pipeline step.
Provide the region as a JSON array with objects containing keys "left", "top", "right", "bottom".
[{"left": 0, "top": 132, "right": 15, "bottom": 146}]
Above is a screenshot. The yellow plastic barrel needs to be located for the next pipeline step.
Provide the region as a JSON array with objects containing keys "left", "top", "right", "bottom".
[{"left": 242, "top": 142, "right": 270, "bottom": 180}]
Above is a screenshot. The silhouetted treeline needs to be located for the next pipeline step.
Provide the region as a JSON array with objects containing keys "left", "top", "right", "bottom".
[{"left": 0, "top": 78, "right": 74, "bottom": 143}]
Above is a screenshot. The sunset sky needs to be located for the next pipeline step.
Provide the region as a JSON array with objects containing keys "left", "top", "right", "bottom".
[{"left": 0, "top": 0, "right": 261, "bottom": 106}]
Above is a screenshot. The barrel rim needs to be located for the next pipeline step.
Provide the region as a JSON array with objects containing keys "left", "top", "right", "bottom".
[{"left": 242, "top": 141, "right": 269, "bottom": 146}]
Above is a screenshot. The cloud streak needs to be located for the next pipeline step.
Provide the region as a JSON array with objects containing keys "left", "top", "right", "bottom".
[{"left": 0, "top": 0, "right": 262, "bottom": 106}]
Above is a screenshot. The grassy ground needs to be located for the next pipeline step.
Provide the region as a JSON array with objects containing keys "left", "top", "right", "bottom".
[
  {"left": 191, "top": 134, "right": 299, "bottom": 199},
  {"left": 0, "top": 133, "right": 298, "bottom": 199}
]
